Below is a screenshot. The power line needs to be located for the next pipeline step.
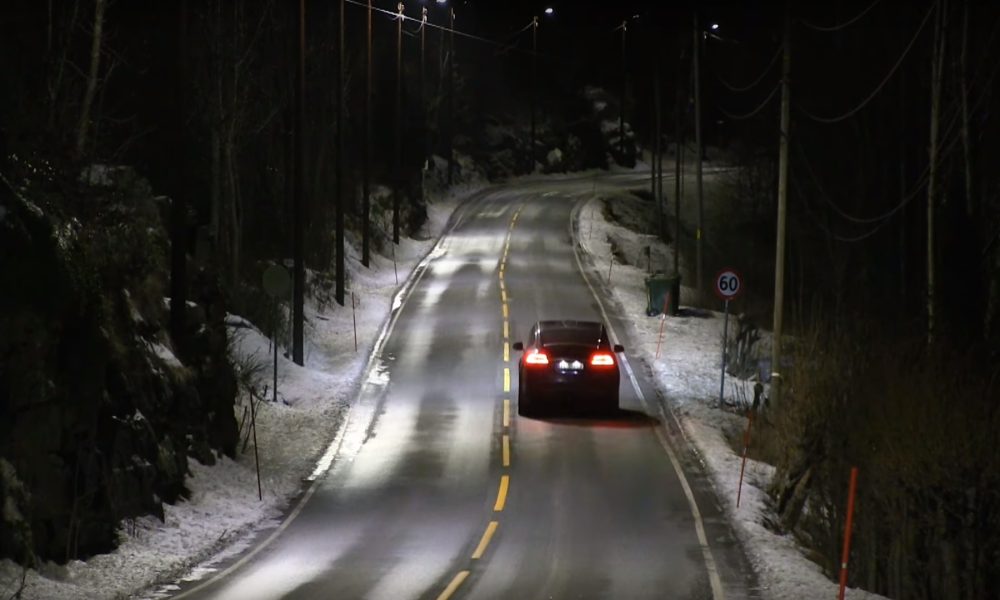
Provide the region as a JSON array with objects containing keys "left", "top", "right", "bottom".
[
  {"left": 794, "top": 2, "right": 934, "bottom": 124},
  {"left": 797, "top": 0, "right": 884, "bottom": 33},
  {"left": 716, "top": 82, "right": 781, "bottom": 121},
  {"left": 714, "top": 46, "right": 781, "bottom": 93}
]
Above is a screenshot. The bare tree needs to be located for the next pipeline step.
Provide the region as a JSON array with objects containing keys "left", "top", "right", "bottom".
[{"left": 75, "top": 0, "right": 105, "bottom": 160}]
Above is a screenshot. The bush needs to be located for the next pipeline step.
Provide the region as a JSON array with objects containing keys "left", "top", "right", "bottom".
[{"left": 767, "top": 322, "right": 1000, "bottom": 599}]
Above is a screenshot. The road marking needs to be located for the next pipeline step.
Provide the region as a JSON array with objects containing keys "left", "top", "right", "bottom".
[
  {"left": 503, "top": 342, "right": 509, "bottom": 362},
  {"left": 502, "top": 303, "right": 508, "bottom": 319},
  {"left": 493, "top": 475, "right": 509, "bottom": 511},
  {"left": 501, "top": 289, "right": 507, "bottom": 304},
  {"left": 503, "top": 399, "right": 510, "bottom": 427},
  {"left": 472, "top": 521, "right": 499, "bottom": 559},
  {"left": 503, "top": 321, "right": 509, "bottom": 339},
  {"left": 503, "top": 368, "right": 510, "bottom": 392},
  {"left": 500, "top": 279, "right": 505, "bottom": 292},
  {"left": 502, "top": 435, "right": 510, "bottom": 467},
  {"left": 436, "top": 570, "right": 470, "bottom": 600},
  {"left": 569, "top": 200, "right": 726, "bottom": 600}
]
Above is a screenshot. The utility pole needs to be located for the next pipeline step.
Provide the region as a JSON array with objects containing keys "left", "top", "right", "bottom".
[
  {"left": 446, "top": 8, "right": 455, "bottom": 185},
  {"left": 654, "top": 52, "right": 663, "bottom": 241},
  {"left": 169, "top": 0, "right": 188, "bottom": 345},
  {"left": 770, "top": 8, "right": 792, "bottom": 407},
  {"left": 393, "top": 2, "right": 403, "bottom": 244},
  {"left": 362, "top": 0, "right": 372, "bottom": 267},
  {"left": 693, "top": 11, "right": 704, "bottom": 294},
  {"left": 673, "top": 46, "right": 685, "bottom": 277},
  {"left": 421, "top": 8, "right": 428, "bottom": 201},
  {"left": 619, "top": 20, "right": 627, "bottom": 161},
  {"left": 292, "top": 0, "right": 306, "bottom": 366},
  {"left": 927, "top": 0, "right": 946, "bottom": 344},
  {"left": 531, "top": 15, "right": 538, "bottom": 168},
  {"left": 334, "top": 0, "right": 345, "bottom": 306}
]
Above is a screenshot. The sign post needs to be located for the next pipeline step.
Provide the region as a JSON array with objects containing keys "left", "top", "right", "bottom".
[{"left": 714, "top": 268, "right": 743, "bottom": 408}]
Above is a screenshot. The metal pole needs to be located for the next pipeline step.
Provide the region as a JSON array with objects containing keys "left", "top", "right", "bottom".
[
  {"left": 837, "top": 467, "right": 860, "bottom": 600},
  {"left": 770, "top": 8, "right": 791, "bottom": 407},
  {"left": 718, "top": 298, "right": 729, "bottom": 407},
  {"left": 273, "top": 303, "right": 278, "bottom": 403},
  {"left": 693, "top": 11, "right": 704, "bottom": 294}
]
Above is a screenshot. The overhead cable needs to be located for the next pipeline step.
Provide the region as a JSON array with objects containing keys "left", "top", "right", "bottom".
[
  {"left": 797, "top": 0, "right": 884, "bottom": 33},
  {"left": 794, "top": 3, "right": 934, "bottom": 124},
  {"left": 717, "top": 82, "right": 781, "bottom": 121},
  {"left": 715, "top": 46, "right": 781, "bottom": 93}
]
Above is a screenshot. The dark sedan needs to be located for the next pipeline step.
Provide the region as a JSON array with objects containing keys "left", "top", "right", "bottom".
[{"left": 513, "top": 320, "right": 625, "bottom": 416}]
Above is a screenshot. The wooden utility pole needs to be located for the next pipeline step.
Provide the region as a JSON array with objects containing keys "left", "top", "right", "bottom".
[
  {"left": 362, "top": 0, "right": 372, "bottom": 267},
  {"left": 446, "top": 8, "right": 455, "bottom": 185},
  {"left": 292, "top": 0, "right": 306, "bottom": 366},
  {"left": 654, "top": 53, "right": 663, "bottom": 241},
  {"left": 393, "top": 2, "right": 403, "bottom": 244},
  {"left": 619, "top": 21, "right": 627, "bottom": 161},
  {"left": 927, "top": 0, "right": 947, "bottom": 344},
  {"left": 770, "top": 8, "right": 791, "bottom": 406},
  {"left": 169, "top": 0, "right": 189, "bottom": 344},
  {"left": 335, "top": 0, "right": 345, "bottom": 306},
  {"left": 531, "top": 15, "right": 538, "bottom": 168},
  {"left": 674, "top": 46, "right": 685, "bottom": 277},
  {"left": 693, "top": 11, "right": 704, "bottom": 294}
]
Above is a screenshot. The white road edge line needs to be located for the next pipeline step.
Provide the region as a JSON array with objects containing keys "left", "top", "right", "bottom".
[
  {"left": 569, "top": 199, "right": 726, "bottom": 600},
  {"left": 170, "top": 193, "right": 483, "bottom": 599}
]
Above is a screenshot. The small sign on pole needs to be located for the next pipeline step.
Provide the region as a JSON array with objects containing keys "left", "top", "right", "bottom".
[{"left": 715, "top": 268, "right": 743, "bottom": 408}]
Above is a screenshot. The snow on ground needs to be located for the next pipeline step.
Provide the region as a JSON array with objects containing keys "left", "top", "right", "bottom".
[{"left": 0, "top": 168, "right": 885, "bottom": 600}]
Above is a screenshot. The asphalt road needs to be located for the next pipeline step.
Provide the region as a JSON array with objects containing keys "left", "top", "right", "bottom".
[{"left": 171, "top": 177, "right": 757, "bottom": 600}]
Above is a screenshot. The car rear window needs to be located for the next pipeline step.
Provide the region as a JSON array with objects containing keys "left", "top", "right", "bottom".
[{"left": 541, "top": 326, "right": 603, "bottom": 346}]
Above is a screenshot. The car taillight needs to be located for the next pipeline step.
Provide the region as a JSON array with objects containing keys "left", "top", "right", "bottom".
[
  {"left": 525, "top": 350, "right": 549, "bottom": 365},
  {"left": 589, "top": 352, "right": 615, "bottom": 366}
]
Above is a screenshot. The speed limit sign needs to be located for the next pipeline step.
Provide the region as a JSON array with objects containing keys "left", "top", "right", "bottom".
[{"left": 714, "top": 268, "right": 743, "bottom": 301}]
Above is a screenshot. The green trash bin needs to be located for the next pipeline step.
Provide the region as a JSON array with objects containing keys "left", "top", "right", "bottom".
[{"left": 645, "top": 273, "right": 681, "bottom": 316}]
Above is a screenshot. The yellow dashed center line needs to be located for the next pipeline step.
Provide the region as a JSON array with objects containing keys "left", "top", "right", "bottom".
[
  {"left": 501, "top": 290, "right": 508, "bottom": 304},
  {"left": 493, "top": 475, "right": 509, "bottom": 511},
  {"left": 471, "top": 521, "right": 499, "bottom": 560},
  {"left": 502, "top": 435, "right": 510, "bottom": 467},
  {"left": 503, "top": 342, "right": 510, "bottom": 362},
  {"left": 436, "top": 571, "right": 470, "bottom": 600},
  {"left": 503, "top": 321, "right": 509, "bottom": 340},
  {"left": 502, "top": 304, "right": 508, "bottom": 319},
  {"left": 503, "top": 399, "right": 510, "bottom": 428},
  {"left": 503, "top": 368, "right": 510, "bottom": 392}
]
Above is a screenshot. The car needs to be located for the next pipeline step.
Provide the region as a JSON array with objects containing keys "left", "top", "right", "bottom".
[{"left": 512, "top": 320, "right": 625, "bottom": 416}]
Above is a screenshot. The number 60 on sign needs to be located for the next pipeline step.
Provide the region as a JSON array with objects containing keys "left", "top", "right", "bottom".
[{"left": 714, "top": 268, "right": 743, "bottom": 301}]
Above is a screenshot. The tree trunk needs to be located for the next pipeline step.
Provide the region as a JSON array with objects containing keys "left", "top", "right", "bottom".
[
  {"left": 74, "top": 0, "right": 105, "bottom": 160},
  {"left": 926, "top": 0, "right": 947, "bottom": 344}
]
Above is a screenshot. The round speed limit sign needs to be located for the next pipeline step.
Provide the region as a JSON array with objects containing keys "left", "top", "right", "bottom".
[{"left": 714, "top": 268, "right": 743, "bottom": 301}]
